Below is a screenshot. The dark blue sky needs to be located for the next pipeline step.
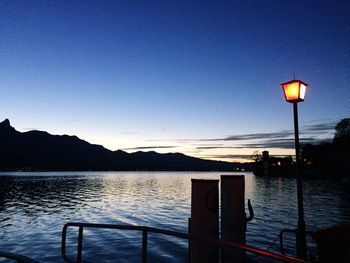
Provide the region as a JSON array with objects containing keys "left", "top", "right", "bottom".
[{"left": 1, "top": 1, "right": 349, "bottom": 161}]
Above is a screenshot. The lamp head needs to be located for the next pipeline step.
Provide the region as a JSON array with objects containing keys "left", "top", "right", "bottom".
[{"left": 281, "top": 79, "right": 308, "bottom": 103}]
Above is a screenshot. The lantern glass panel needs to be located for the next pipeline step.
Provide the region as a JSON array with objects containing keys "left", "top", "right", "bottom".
[
  {"left": 283, "top": 82, "right": 300, "bottom": 101},
  {"left": 299, "top": 83, "right": 307, "bottom": 100}
]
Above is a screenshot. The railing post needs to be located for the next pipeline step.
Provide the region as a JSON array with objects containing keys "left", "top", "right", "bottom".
[
  {"left": 142, "top": 230, "right": 148, "bottom": 263},
  {"left": 77, "top": 226, "right": 83, "bottom": 263},
  {"left": 188, "top": 218, "right": 191, "bottom": 263}
]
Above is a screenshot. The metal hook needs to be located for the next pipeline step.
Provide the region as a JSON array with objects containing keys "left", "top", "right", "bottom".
[{"left": 246, "top": 199, "right": 254, "bottom": 222}]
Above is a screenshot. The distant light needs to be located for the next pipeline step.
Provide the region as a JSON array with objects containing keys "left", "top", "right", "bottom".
[{"left": 281, "top": 80, "right": 308, "bottom": 103}]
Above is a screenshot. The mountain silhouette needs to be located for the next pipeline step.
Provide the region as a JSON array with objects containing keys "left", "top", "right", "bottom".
[{"left": 0, "top": 119, "right": 250, "bottom": 171}]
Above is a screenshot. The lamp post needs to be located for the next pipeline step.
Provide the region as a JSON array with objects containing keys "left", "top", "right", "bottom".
[{"left": 281, "top": 79, "right": 308, "bottom": 259}]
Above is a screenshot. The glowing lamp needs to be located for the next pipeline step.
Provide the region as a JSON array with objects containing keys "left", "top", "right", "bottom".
[{"left": 281, "top": 80, "right": 308, "bottom": 103}]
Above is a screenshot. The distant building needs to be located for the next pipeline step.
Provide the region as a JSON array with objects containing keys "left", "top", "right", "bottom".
[{"left": 254, "top": 151, "right": 294, "bottom": 176}]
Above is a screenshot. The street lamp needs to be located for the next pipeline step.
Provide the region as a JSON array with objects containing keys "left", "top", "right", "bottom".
[{"left": 281, "top": 79, "right": 308, "bottom": 259}]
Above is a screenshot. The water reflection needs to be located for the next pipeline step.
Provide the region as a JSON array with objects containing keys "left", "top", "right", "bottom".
[
  {"left": 0, "top": 172, "right": 349, "bottom": 262},
  {"left": 0, "top": 175, "right": 103, "bottom": 214}
]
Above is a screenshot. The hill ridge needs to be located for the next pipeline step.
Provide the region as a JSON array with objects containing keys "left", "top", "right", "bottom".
[{"left": 0, "top": 119, "right": 252, "bottom": 171}]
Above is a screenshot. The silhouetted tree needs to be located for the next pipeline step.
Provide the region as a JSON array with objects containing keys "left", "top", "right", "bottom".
[
  {"left": 301, "top": 118, "right": 350, "bottom": 177},
  {"left": 333, "top": 118, "right": 350, "bottom": 146},
  {"left": 250, "top": 150, "right": 262, "bottom": 162}
]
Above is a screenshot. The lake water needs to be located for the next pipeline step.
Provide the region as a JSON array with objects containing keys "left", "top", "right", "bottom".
[{"left": 0, "top": 172, "right": 349, "bottom": 262}]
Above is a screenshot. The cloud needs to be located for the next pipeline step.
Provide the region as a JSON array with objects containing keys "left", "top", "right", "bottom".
[
  {"left": 201, "top": 154, "right": 294, "bottom": 160},
  {"left": 122, "top": 146, "right": 177, "bottom": 151},
  {"left": 204, "top": 122, "right": 334, "bottom": 143},
  {"left": 199, "top": 154, "right": 255, "bottom": 160},
  {"left": 242, "top": 137, "right": 318, "bottom": 149},
  {"left": 195, "top": 138, "right": 318, "bottom": 150},
  {"left": 120, "top": 132, "right": 139, "bottom": 135},
  {"left": 23, "top": 127, "right": 39, "bottom": 131},
  {"left": 223, "top": 131, "right": 294, "bottom": 141},
  {"left": 196, "top": 146, "right": 247, "bottom": 150},
  {"left": 144, "top": 120, "right": 337, "bottom": 150},
  {"left": 302, "top": 122, "right": 337, "bottom": 132},
  {"left": 215, "top": 121, "right": 334, "bottom": 142}
]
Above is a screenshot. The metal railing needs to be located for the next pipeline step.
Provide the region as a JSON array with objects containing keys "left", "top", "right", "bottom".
[
  {"left": 62, "top": 222, "right": 308, "bottom": 263},
  {"left": 279, "top": 229, "right": 314, "bottom": 256},
  {"left": 0, "top": 251, "right": 40, "bottom": 263}
]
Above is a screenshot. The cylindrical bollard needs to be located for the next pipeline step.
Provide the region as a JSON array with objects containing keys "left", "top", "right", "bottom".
[
  {"left": 190, "top": 179, "right": 219, "bottom": 263},
  {"left": 221, "top": 175, "right": 246, "bottom": 263}
]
